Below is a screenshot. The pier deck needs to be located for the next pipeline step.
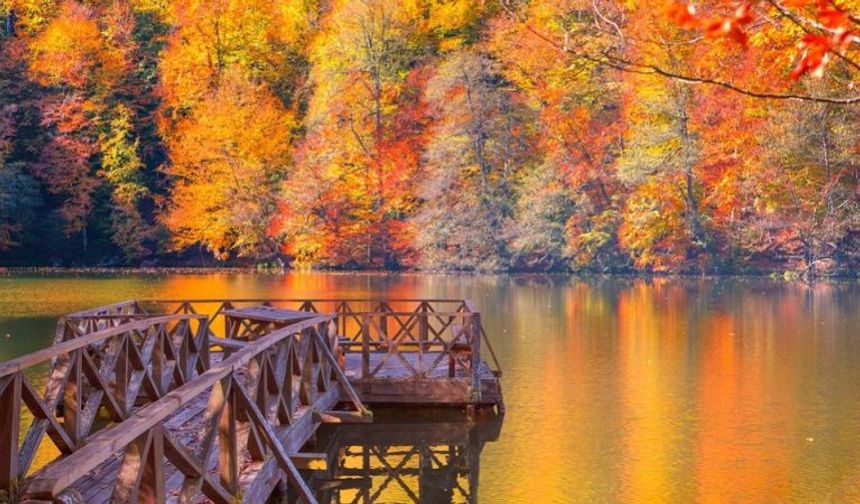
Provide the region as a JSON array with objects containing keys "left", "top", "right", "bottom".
[{"left": 0, "top": 298, "right": 503, "bottom": 503}]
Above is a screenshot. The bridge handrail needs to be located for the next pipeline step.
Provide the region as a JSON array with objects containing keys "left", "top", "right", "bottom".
[
  {"left": 0, "top": 314, "right": 210, "bottom": 494},
  {"left": 47, "top": 298, "right": 502, "bottom": 377},
  {"left": 25, "top": 313, "right": 367, "bottom": 504},
  {"left": 141, "top": 297, "right": 502, "bottom": 377},
  {"left": 0, "top": 314, "right": 205, "bottom": 378}
]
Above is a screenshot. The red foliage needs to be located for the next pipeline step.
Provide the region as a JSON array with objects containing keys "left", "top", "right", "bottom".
[{"left": 668, "top": 0, "right": 859, "bottom": 79}]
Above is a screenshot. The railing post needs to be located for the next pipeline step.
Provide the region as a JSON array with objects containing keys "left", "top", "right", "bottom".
[
  {"left": 220, "top": 382, "right": 239, "bottom": 493},
  {"left": 419, "top": 303, "right": 429, "bottom": 346},
  {"left": 64, "top": 350, "right": 83, "bottom": 446},
  {"left": 379, "top": 302, "right": 388, "bottom": 343},
  {"left": 115, "top": 335, "right": 131, "bottom": 414},
  {"left": 138, "top": 427, "right": 166, "bottom": 503},
  {"left": 152, "top": 327, "right": 165, "bottom": 396},
  {"left": 0, "top": 373, "right": 21, "bottom": 494},
  {"left": 200, "top": 318, "right": 211, "bottom": 370},
  {"left": 470, "top": 313, "right": 482, "bottom": 404},
  {"left": 361, "top": 315, "right": 370, "bottom": 379}
]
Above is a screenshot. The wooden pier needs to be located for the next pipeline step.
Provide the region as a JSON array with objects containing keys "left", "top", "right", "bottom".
[{"left": 0, "top": 299, "right": 503, "bottom": 503}]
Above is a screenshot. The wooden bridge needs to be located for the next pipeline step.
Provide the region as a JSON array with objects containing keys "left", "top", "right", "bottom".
[{"left": 0, "top": 299, "right": 503, "bottom": 503}]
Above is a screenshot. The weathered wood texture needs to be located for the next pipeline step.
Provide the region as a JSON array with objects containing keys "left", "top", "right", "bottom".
[
  {"left": 0, "top": 314, "right": 209, "bottom": 498},
  {"left": 2, "top": 298, "right": 503, "bottom": 503},
  {"left": 53, "top": 300, "right": 151, "bottom": 346},
  {"left": 143, "top": 299, "right": 503, "bottom": 409},
  {"left": 224, "top": 307, "right": 317, "bottom": 341},
  {"left": 23, "top": 315, "right": 368, "bottom": 504}
]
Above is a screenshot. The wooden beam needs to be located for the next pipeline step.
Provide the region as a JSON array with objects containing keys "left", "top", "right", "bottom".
[
  {"left": 313, "top": 411, "right": 373, "bottom": 424},
  {"left": 161, "top": 428, "right": 232, "bottom": 504},
  {"left": 209, "top": 337, "right": 247, "bottom": 351},
  {"left": 289, "top": 453, "right": 328, "bottom": 471}
]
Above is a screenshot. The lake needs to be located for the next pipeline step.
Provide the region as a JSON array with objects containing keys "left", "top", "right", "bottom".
[{"left": 1, "top": 272, "right": 859, "bottom": 502}]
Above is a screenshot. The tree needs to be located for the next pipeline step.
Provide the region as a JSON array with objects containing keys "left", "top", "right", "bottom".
[
  {"left": 489, "top": 1, "right": 625, "bottom": 271},
  {"left": 280, "top": 0, "right": 485, "bottom": 268},
  {"left": 0, "top": 21, "right": 42, "bottom": 253},
  {"left": 294, "top": 0, "right": 420, "bottom": 267},
  {"left": 99, "top": 104, "right": 152, "bottom": 259},
  {"left": 413, "top": 50, "right": 534, "bottom": 271},
  {"left": 667, "top": 0, "right": 860, "bottom": 87},
  {"left": 161, "top": 70, "right": 294, "bottom": 260},
  {"left": 0, "top": 68, "right": 40, "bottom": 250},
  {"left": 738, "top": 100, "right": 860, "bottom": 273},
  {"left": 157, "top": 0, "right": 315, "bottom": 261},
  {"left": 22, "top": 0, "right": 162, "bottom": 261}
]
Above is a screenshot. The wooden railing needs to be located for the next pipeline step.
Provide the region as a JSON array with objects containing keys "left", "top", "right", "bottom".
[
  {"left": 142, "top": 299, "right": 464, "bottom": 333},
  {"left": 0, "top": 314, "right": 209, "bottom": 498},
  {"left": 142, "top": 298, "right": 502, "bottom": 376},
  {"left": 343, "top": 310, "right": 482, "bottom": 379},
  {"left": 24, "top": 315, "right": 368, "bottom": 504},
  {"left": 139, "top": 298, "right": 501, "bottom": 407},
  {"left": 53, "top": 300, "right": 151, "bottom": 345},
  {"left": 50, "top": 300, "right": 502, "bottom": 378}
]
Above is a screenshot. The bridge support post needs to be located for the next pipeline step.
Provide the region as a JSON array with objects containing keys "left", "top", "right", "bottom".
[{"left": 0, "top": 373, "right": 21, "bottom": 497}]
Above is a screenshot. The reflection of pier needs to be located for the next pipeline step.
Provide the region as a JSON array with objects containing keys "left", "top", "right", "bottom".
[
  {"left": 0, "top": 299, "right": 503, "bottom": 503},
  {"left": 310, "top": 410, "right": 503, "bottom": 503}
]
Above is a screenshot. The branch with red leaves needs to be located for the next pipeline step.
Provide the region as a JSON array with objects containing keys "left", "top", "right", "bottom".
[
  {"left": 668, "top": 0, "right": 860, "bottom": 79},
  {"left": 501, "top": 0, "right": 860, "bottom": 104}
]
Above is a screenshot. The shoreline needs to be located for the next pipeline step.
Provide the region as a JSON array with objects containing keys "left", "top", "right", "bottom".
[{"left": 0, "top": 266, "right": 856, "bottom": 282}]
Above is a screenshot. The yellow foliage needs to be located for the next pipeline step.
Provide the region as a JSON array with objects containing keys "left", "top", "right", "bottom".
[
  {"left": 162, "top": 70, "right": 294, "bottom": 258},
  {"left": 27, "top": 1, "right": 126, "bottom": 90}
]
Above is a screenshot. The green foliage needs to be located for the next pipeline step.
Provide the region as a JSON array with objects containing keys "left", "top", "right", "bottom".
[
  {"left": 0, "top": 161, "right": 40, "bottom": 251},
  {"left": 99, "top": 104, "right": 152, "bottom": 260},
  {"left": 510, "top": 161, "right": 575, "bottom": 271}
]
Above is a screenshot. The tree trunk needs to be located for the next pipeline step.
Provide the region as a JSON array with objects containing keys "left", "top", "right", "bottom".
[{"left": 677, "top": 87, "right": 707, "bottom": 251}]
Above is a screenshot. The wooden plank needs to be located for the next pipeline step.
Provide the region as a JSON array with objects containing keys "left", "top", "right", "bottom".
[
  {"left": 222, "top": 307, "right": 316, "bottom": 325},
  {"left": 161, "top": 429, "right": 232, "bottom": 504},
  {"left": 231, "top": 379, "right": 317, "bottom": 504},
  {"left": 209, "top": 338, "right": 247, "bottom": 351},
  {"left": 138, "top": 426, "right": 165, "bottom": 503}
]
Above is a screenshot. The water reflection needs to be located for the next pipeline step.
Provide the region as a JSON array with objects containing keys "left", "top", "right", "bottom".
[
  {"left": 3, "top": 274, "right": 860, "bottom": 501},
  {"left": 310, "top": 409, "right": 503, "bottom": 503}
]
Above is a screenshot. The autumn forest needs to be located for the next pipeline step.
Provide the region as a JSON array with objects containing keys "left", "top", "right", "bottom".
[{"left": 1, "top": 0, "right": 859, "bottom": 274}]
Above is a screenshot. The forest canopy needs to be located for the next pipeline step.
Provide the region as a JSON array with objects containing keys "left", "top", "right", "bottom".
[{"left": 1, "top": 0, "right": 860, "bottom": 275}]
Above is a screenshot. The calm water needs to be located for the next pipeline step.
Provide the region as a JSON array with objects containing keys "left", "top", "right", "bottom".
[{"left": 1, "top": 273, "right": 860, "bottom": 503}]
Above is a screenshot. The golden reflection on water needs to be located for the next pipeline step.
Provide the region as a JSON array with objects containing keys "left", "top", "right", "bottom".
[{"left": 2, "top": 274, "right": 860, "bottom": 502}]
